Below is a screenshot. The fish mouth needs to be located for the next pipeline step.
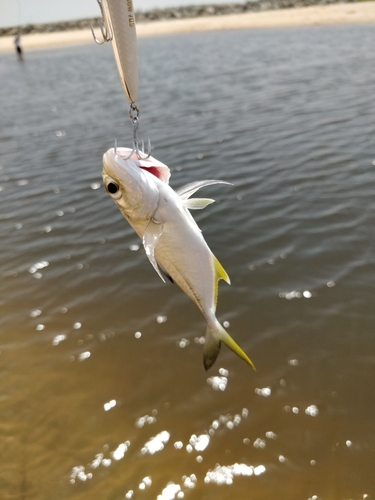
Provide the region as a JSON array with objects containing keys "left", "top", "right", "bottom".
[{"left": 104, "top": 147, "right": 171, "bottom": 184}]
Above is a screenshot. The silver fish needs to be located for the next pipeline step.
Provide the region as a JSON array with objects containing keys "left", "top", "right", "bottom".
[{"left": 102, "top": 147, "right": 255, "bottom": 371}]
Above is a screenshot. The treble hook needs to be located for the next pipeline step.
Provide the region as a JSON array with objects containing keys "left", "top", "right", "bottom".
[
  {"left": 122, "top": 102, "right": 152, "bottom": 160},
  {"left": 90, "top": 0, "right": 112, "bottom": 44}
]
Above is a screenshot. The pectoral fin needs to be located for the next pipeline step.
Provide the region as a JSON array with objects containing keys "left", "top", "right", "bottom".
[
  {"left": 158, "top": 263, "right": 174, "bottom": 284},
  {"left": 143, "top": 220, "right": 166, "bottom": 283},
  {"left": 176, "top": 180, "right": 232, "bottom": 200},
  {"left": 183, "top": 198, "right": 215, "bottom": 210}
]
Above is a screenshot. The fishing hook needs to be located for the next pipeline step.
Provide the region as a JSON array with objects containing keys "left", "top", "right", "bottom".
[
  {"left": 121, "top": 102, "right": 152, "bottom": 160},
  {"left": 90, "top": 0, "right": 112, "bottom": 44}
]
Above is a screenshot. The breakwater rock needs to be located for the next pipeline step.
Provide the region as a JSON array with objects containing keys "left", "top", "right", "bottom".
[{"left": 135, "top": 0, "right": 358, "bottom": 21}]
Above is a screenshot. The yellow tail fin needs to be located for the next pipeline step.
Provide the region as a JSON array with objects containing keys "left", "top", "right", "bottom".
[{"left": 203, "top": 321, "right": 256, "bottom": 371}]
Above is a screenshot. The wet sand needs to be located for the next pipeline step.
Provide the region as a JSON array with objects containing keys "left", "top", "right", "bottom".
[{"left": 0, "top": 1, "right": 374, "bottom": 52}]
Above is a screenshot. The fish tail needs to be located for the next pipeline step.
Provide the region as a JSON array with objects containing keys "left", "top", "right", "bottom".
[{"left": 203, "top": 321, "right": 256, "bottom": 371}]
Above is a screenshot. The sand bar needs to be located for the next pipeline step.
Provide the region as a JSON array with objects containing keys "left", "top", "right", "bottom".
[{"left": 0, "top": 2, "right": 374, "bottom": 53}]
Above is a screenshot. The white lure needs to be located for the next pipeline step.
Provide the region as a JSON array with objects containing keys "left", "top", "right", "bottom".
[{"left": 102, "top": 147, "right": 255, "bottom": 371}]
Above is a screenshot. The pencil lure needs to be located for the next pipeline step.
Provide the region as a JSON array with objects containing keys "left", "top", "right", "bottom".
[
  {"left": 91, "top": 0, "right": 138, "bottom": 103},
  {"left": 102, "top": 147, "right": 255, "bottom": 371}
]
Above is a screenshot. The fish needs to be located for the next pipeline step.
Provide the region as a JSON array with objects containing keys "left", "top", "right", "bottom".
[{"left": 102, "top": 147, "right": 255, "bottom": 371}]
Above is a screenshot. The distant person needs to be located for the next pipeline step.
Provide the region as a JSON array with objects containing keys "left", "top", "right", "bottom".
[{"left": 14, "top": 33, "right": 23, "bottom": 61}]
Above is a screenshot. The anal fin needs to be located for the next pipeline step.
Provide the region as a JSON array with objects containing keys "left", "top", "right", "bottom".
[{"left": 214, "top": 256, "right": 231, "bottom": 285}]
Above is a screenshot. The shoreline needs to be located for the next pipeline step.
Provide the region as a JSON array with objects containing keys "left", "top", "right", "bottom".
[{"left": 0, "top": 2, "right": 374, "bottom": 53}]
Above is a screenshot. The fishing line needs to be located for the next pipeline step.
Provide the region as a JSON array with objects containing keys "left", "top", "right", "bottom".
[{"left": 16, "top": 0, "right": 21, "bottom": 27}]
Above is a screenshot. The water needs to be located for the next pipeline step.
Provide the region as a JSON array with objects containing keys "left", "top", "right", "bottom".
[{"left": 1, "top": 24, "right": 374, "bottom": 500}]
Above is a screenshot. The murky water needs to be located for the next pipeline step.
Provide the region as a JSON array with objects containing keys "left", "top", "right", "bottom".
[{"left": 1, "top": 24, "right": 374, "bottom": 500}]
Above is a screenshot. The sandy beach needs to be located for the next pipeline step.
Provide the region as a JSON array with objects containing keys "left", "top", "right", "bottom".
[{"left": 0, "top": 1, "right": 374, "bottom": 53}]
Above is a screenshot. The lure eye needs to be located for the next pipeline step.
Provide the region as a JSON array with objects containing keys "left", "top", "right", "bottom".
[{"left": 105, "top": 180, "right": 121, "bottom": 200}]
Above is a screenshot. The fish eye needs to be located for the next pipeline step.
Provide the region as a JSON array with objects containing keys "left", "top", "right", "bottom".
[
  {"left": 107, "top": 182, "right": 118, "bottom": 194},
  {"left": 105, "top": 180, "right": 122, "bottom": 200}
]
